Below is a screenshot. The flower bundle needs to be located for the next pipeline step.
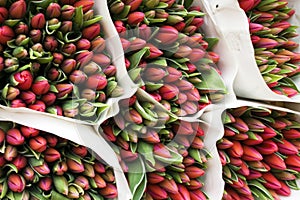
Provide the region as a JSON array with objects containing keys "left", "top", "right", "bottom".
[
  {"left": 107, "top": 0, "right": 227, "bottom": 116},
  {"left": 238, "top": 0, "right": 300, "bottom": 97},
  {"left": 100, "top": 90, "right": 210, "bottom": 199},
  {"left": 0, "top": 0, "right": 123, "bottom": 122},
  {"left": 0, "top": 121, "right": 117, "bottom": 199},
  {"left": 218, "top": 106, "right": 300, "bottom": 200}
]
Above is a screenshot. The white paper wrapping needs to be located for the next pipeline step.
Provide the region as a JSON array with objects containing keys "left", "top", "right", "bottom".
[{"left": 201, "top": 0, "right": 300, "bottom": 102}]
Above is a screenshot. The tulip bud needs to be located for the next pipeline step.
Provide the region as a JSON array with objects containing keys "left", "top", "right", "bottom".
[
  {"left": 22, "top": 166, "right": 35, "bottom": 182},
  {"left": 8, "top": 173, "right": 25, "bottom": 192},
  {"left": 61, "top": 5, "right": 75, "bottom": 20},
  {"left": 38, "top": 177, "right": 52, "bottom": 191},
  {"left": 10, "top": 99, "right": 26, "bottom": 108},
  {"left": 9, "top": 0, "right": 26, "bottom": 19},
  {"left": 6, "top": 128, "right": 25, "bottom": 146},
  {"left": 285, "top": 155, "right": 300, "bottom": 172},
  {"left": 43, "top": 147, "right": 61, "bottom": 163},
  {"left": 0, "top": 7, "right": 8, "bottom": 24},
  {"left": 82, "top": 24, "right": 101, "bottom": 40},
  {"left": 0, "top": 25, "right": 14, "bottom": 45},
  {"left": 185, "top": 166, "right": 205, "bottom": 179},
  {"left": 158, "top": 84, "right": 179, "bottom": 100},
  {"left": 11, "top": 154, "right": 27, "bottom": 170},
  {"left": 127, "top": 11, "right": 144, "bottom": 26},
  {"left": 227, "top": 141, "right": 243, "bottom": 158},
  {"left": 56, "top": 83, "right": 73, "bottom": 99},
  {"left": 29, "top": 136, "right": 47, "bottom": 152},
  {"left": 31, "top": 13, "right": 46, "bottom": 29},
  {"left": 44, "top": 36, "right": 58, "bottom": 51},
  {"left": 276, "top": 181, "right": 291, "bottom": 196},
  {"left": 74, "top": 176, "right": 90, "bottom": 190},
  {"left": 28, "top": 100, "right": 46, "bottom": 112},
  {"left": 67, "top": 158, "right": 84, "bottom": 173},
  {"left": 76, "top": 51, "right": 93, "bottom": 68},
  {"left": 46, "top": 3, "right": 61, "bottom": 18},
  {"left": 264, "top": 154, "right": 286, "bottom": 170},
  {"left": 4, "top": 86, "right": 19, "bottom": 100},
  {"left": 153, "top": 143, "right": 172, "bottom": 158},
  {"left": 147, "top": 184, "right": 168, "bottom": 199},
  {"left": 255, "top": 140, "right": 278, "bottom": 155},
  {"left": 31, "top": 76, "right": 50, "bottom": 95},
  {"left": 120, "top": 149, "right": 138, "bottom": 162},
  {"left": 76, "top": 38, "right": 91, "bottom": 50}
]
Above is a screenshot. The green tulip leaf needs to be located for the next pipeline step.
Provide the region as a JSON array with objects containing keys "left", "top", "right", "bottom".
[
  {"left": 28, "top": 157, "right": 44, "bottom": 167},
  {"left": 145, "top": 82, "right": 164, "bottom": 91},
  {"left": 88, "top": 191, "right": 104, "bottom": 200},
  {"left": 127, "top": 157, "right": 147, "bottom": 200},
  {"left": 138, "top": 141, "right": 156, "bottom": 166},
  {"left": 187, "top": 10, "right": 206, "bottom": 17},
  {"left": 154, "top": 145, "right": 183, "bottom": 164},
  {"left": 166, "top": 58, "right": 189, "bottom": 70},
  {"left": 115, "top": 5, "right": 130, "bottom": 19},
  {"left": 260, "top": 64, "right": 277, "bottom": 75},
  {"left": 188, "top": 148, "right": 202, "bottom": 163},
  {"left": 156, "top": 2, "right": 169, "bottom": 9},
  {"left": 248, "top": 180, "right": 274, "bottom": 200},
  {"left": 4, "top": 19, "right": 20, "bottom": 27},
  {"left": 280, "top": 77, "right": 300, "bottom": 92},
  {"left": 0, "top": 180, "right": 8, "bottom": 198},
  {"left": 194, "top": 67, "right": 227, "bottom": 93},
  {"left": 74, "top": 7, "right": 83, "bottom": 30},
  {"left": 83, "top": 16, "right": 103, "bottom": 27},
  {"left": 50, "top": 190, "right": 70, "bottom": 200},
  {"left": 205, "top": 38, "right": 219, "bottom": 51},
  {"left": 28, "top": 186, "right": 48, "bottom": 200},
  {"left": 64, "top": 32, "right": 82, "bottom": 43},
  {"left": 184, "top": 0, "right": 194, "bottom": 9},
  {"left": 149, "top": 58, "right": 167, "bottom": 67},
  {"left": 130, "top": 142, "right": 138, "bottom": 153},
  {"left": 129, "top": 47, "right": 150, "bottom": 69}
]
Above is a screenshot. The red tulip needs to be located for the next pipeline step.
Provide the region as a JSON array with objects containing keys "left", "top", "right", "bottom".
[
  {"left": 8, "top": 173, "right": 25, "bottom": 192},
  {"left": 9, "top": 0, "right": 26, "bottom": 19},
  {"left": 82, "top": 24, "right": 101, "bottom": 40},
  {"left": 31, "top": 13, "right": 46, "bottom": 29},
  {"left": 6, "top": 128, "right": 25, "bottom": 146},
  {"left": 29, "top": 136, "right": 47, "bottom": 152}
]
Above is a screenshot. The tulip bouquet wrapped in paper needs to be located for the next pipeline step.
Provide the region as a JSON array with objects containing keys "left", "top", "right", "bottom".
[
  {"left": 218, "top": 100, "right": 300, "bottom": 200},
  {"left": 97, "top": 88, "right": 212, "bottom": 200},
  {"left": 0, "top": 120, "right": 120, "bottom": 199},
  {"left": 0, "top": 0, "right": 136, "bottom": 124},
  {"left": 107, "top": 0, "right": 228, "bottom": 117}
]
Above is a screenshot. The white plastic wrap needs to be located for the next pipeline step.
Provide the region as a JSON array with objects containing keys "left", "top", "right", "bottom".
[{"left": 201, "top": 0, "right": 300, "bottom": 102}]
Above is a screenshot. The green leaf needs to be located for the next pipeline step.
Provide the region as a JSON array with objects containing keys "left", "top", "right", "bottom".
[
  {"left": 145, "top": 82, "right": 164, "bottom": 91},
  {"left": 137, "top": 142, "right": 155, "bottom": 166},
  {"left": 51, "top": 190, "right": 70, "bottom": 200},
  {"left": 115, "top": 5, "right": 130, "bottom": 20},
  {"left": 0, "top": 180, "right": 8, "bottom": 199},
  {"left": 28, "top": 157, "right": 44, "bottom": 167},
  {"left": 154, "top": 145, "right": 183, "bottom": 164},
  {"left": 88, "top": 191, "right": 104, "bottom": 200},
  {"left": 129, "top": 47, "right": 150, "bottom": 69},
  {"left": 187, "top": 10, "right": 205, "bottom": 17},
  {"left": 74, "top": 7, "right": 83, "bottom": 30},
  {"left": 250, "top": 187, "right": 272, "bottom": 200},
  {"left": 127, "top": 157, "right": 147, "bottom": 200},
  {"left": 4, "top": 163, "right": 18, "bottom": 174},
  {"left": 28, "top": 186, "right": 48, "bottom": 200},
  {"left": 280, "top": 77, "right": 300, "bottom": 92},
  {"left": 205, "top": 38, "right": 219, "bottom": 51},
  {"left": 248, "top": 180, "right": 274, "bottom": 200},
  {"left": 166, "top": 58, "right": 189, "bottom": 70},
  {"left": 285, "top": 180, "right": 300, "bottom": 190},
  {"left": 83, "top": 16, "right": 103, "bottom": 27},
  {"left": 194, "top": 67, "right": 227, "bottom": 92}
]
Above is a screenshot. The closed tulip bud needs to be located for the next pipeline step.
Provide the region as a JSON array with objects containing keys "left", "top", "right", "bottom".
[
  {"left": 0, "top": 7, "right": 8, "bottom": 23},
  {"left": 0, "top": 25, "right": 14, "bottom": 45},
  {"left": 67, "top": 158, "right": 84, "bottom": 173},
  {"left": 31, "top": 77, "right": 50, "bottom": 95},
  {"left": 153, "top": 143, "right": 171, "bottom": 158},
  {"left": 11, "top": 99, "right": 26, "bottom": 108},
  {"left": 46, "top": 3, "right": 61, "bottom": 18},
  {"left": 98, "top": 183, "right": 117, "bottom": 198},
  {"left": 217, "top": 138, "right": 234, "bottom": 149},
  {"left": 141, "top": 129, "right": 160, "bottom": 143},
  {"left": 8, "top": 173, "right": 25, "bottom": 192},
  {"left": 86, "top": 74, "right": 107, "bottom": 91},
  {"left": 124, "top": 108, "right": 142, "bottom": 124},
  {"left": 276, "top": 181, "right": 291, "bottom": 196},
  {"left": 12, "top": 46, "right": 28, "bottom": 58},
  {"left": 62, "top": 43, "right": 76, "bottom": 56},
  {"left": 9, "top": 0, "right": 26, "bottom": 19},
  {"left": 44, "top": 148, "right": 61, "bottom": 162},
  {"left": 143, "top": 67, "right": 166, "bottom": 82},
  {"left": 182, "top": 101, "right": 198, "bottom": 115},
  {"left": 12, "top": 70, "right": 33, "bottom": 90},
  {"left": 238, "top": 0, "right": 254, "bottom": 12},
  {"left": 232, "top": 118, "right": 249, "bottom": 133},
  {"left": 242, "top": 145, "right": 263, "bottom": 161},
  {"left": 255, "top": 140, "right": 278, "bottom": 155},
  {"left": 6, "top": 128, "right": 24, "bottom": 146},
  {"left": 29, "top": 136, "right": 47, "bottom": 152},
  {"left": 61, "top": 5, "right": 75, "bottom": 20},
  {"left": 92, "top": 174, "right": 106, "bottom": 189},
  {"left": 102, "top": 65, "right": 116, "bottom": 77},
  {"left": 74, "top": 176, "right": 90, "bottom": 190},
  {"left": 76, "top": 51, "right": 93, "bottom": 68},
  {"left": 190, "top": 189, "right": 206, "bottom": 200},
  {"left": 242, "top": 133, "right": 263, "bottom": 146},
  {"left": 285, "top": 155, "right": 300, "bottom": 172},
  {"left": 28, "top": 100, "right": 46, "bottom": 112},
  {"left": 56, "top": 83, "right": 73, "bottom": 99},
  {"left": 249, "top": 22, "right": 264, "bottom": 33},
  {"left": 34, "top": 162, "right": 50, "bottom": 175},
  {"left": 11, "top": 154, "right": 26, "bottom": 171},
  {"left": 75, "top": 39, "right": 90, "bottom": 50},
  {"left": 264, "top": 154, "right": 286, "bottom": 170},
  {"left": 185, "top": 88, "right": 201, "bottom": 102},
  {"left": 260, "top": 126, "right": 277, "bottom": 140},
  {"left": 237, "top": 161, "right": 250, "bottom": 176},
  {"left": 146, "top": 43, "right": 163, "bottom": 59},
  {"left": 19, "top": 126, "right": 39, "bottom": 138},
  {"left": 127, "top": 11, "right": 144, "bottom": 26},
  {"left": 159, "top": 84, "right": 179, "bottom": 100},
  {"left": 90, "top": 37, "right": 105, "bottom": 53},
  {"left": 4, "top": 86, "right": 19, "bottom": 100},
  {"left": 120, "top": 149, "right": 138, "bottom": 162},
  {"left": 155, "top": 25, "right": 178, "bottom": 45},
  {"left": 164, "top": 67, "right": 182, "bottom": 83},
  {"left": 72, "top": 145, "right": 88, "bottom": 157},
  {"left": 93, "top": 161, "right": 105, "bottom": 173},
  {"left": 53, "top": 161, "right": 68, "bottom": 175},
  {"left": 174, "top": 45, "right": 192, "bottom": 58},
  {"left": 245, "top": 169, "right": 262, "bottom": 180},
  {"left": 38, "top": 177, "right": 52, "bottom": 191},
  {"left": 255, "top": 38, "right": 278, "bottom": 49},
  {"left": 69, "top": 70, "right": 86, "bottom": 84},
  {"left": 47, "top": 68, "right": 59, "bottom": 81},
  {"left": 31, "top": 13, "right": 46, "bottom": 29},
  {"left": 59, "top": 21, "right": 72, "bottom": 33},
  {"left": 147, "top": 184, "right": 168, "bottom": 199},
  {"left": 22, "top": 166, "right": 34, "bottom": 182},
  {"left": 159, "top": 179, "right": 177, "bottom": 194},
  {"left": 138, "top": 24, "right": 151, "bottom": 41},
  {"left": 191, "top": 136, "right": 204, "bottom": 149},
  {"left": 82, "top": 24, "right": 100, "bottom": 40},
  {"left": 186, "top": 166, "right": 205, "bottom": 179},
  {"left": 92, "top": 53, "right": 111, "bottom": 67},
  {"left": 175, "top": 79, "right": 194, "bottom": 91},
  {"left": 102, "top": 168, "right": 115, "bottom": 183},
  {"left": 40, "top": 92, "right": 56, "bottom": 106},
  {"left": 174, "top": 93, "right": 187, "bottom": 104},
  {"left": 61, "top": 58, "right": 76, "bottom": 74},
  {"left": 74, "top": 0, "right": 94, "bottom": 13},
  {"left": 29, "top": 29, "right": 41, "bottom": 43},
  {"left": 282, "top": 128, "right": 300, "bottom": 139},
  {"left": 110, "top": 1, "right": 124, "bottom": 14},
  {"left": 44, "top": 36, "right": 58, "bottom": 51},
  {"left": 274, "top": 171, "right": 296, "bottom": 181},
  {"left": 244, "top": 118, "right": 266, "bottom": 130},
  {"left": 147, "top": 173, "right": 164, "bottom": 184},
  {"left": 276, "top": 139, "right": 298, "bottom": 155},
  {"left": 227, "top": 141, "right": 243, "bottom": 158},
  {"left": 4, "top": 145, "right": 17, "bottom": 161}
]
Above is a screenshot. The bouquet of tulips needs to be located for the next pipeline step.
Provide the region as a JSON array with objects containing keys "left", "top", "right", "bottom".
[
  {"left": 238, "top": 0, "right": 300, "bottom": 98},
  {"left": 0, "top": 0, "right": 125, "bottom": 122},
  {"left": 107, "top": 0, "right": 227, "bottom": 117},
  {"left": 99, "top": 89, "right": 210, "bottom": 200},
  {"left": 0, "top": 121, "right": 118, "bottom": 199},
  {"left": 218, "top": 104, "right": 300, "bottom": 200}
]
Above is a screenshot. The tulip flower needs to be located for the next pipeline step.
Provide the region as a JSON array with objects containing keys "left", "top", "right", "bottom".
[{"left": 8, "top": 173, "right": 25, "bottom": 192}]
